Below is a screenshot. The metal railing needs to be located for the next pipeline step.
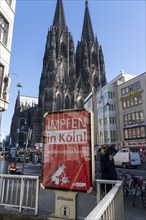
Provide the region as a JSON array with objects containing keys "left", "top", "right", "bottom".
[
  {"left": 0, "top": 174, "right": 39, "bottom": 215},
  {"left": 85, "top": 179, "right": 124, "bottom": 220}
]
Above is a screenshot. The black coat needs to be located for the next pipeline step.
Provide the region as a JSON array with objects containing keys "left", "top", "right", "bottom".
[{"left": 100, "top": 146, "right": 117, "bottom": 180}]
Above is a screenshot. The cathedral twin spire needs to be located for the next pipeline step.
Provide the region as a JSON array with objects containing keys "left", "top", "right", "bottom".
[
  {"left": 82, "top": 0, "right": 94, "bottom": 43},
  {"left": 38, "top": 0, "right": 106, "bottom": 114},
  {"left": 53, "top": 0, "right": 67, "bottom": 31},
  {"left": 37, "top": 0, "right": 107, "bottom": 142},
  {"left": 53, "top": 0, "right": 94, "bottom": 42}
]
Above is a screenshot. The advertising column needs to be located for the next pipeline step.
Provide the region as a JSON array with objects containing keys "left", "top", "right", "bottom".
[{"left": 41, "top": 110, "right": 92, "bottom": 219}]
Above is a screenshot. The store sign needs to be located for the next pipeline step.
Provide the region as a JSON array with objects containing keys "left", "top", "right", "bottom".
[
  {"left": 120, "top": 89, "right": 144, "bottom": 101},
  {"left": 42, "top": 110, "right": 91, "bottom": 191},
  {"left": 123, "top": 122, "right": 145, "bottom": 129}
]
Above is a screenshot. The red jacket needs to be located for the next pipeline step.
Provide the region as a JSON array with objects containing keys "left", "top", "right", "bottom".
[{"left": 10, "top": 163, "right": 16, "bottom": 171}]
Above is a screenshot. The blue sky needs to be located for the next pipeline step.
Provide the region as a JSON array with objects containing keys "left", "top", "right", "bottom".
[{"left": 1, "top": 0, "right": 146, "bottom": 134}]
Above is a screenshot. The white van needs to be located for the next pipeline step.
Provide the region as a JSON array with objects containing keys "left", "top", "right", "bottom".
[{"left": 114, "top": 152, "right": 141, "bottom": 169}]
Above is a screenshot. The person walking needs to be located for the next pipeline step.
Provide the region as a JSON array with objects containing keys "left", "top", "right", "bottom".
[{"left": 100, "top": 145, "right": 117, "bottom": 192}]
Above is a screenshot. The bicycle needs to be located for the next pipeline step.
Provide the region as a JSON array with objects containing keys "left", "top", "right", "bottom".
[
  {"left": 132, "top": 176, "right": 146, "bottom": 209},
  {"left": 118, "top": 171, "right": 136, "bottom": 196}
]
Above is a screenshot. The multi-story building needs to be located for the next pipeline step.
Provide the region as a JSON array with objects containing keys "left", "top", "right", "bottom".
[
  {"left": 117, "top": 72, "right": 146, "bottom": 149},
  {"left": 96, "top": 71, "right": 136, "bottom": 147},
  {"left": 94, "top": 70, "right": 146, "bottom": 154},
  {"left": 0, "top": 0, "right": 16, "bottom": 111}
]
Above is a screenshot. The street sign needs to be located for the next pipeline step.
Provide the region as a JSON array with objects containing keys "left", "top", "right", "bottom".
[{"left": 42, "top": 110, "right": 92, "bottom": 191}]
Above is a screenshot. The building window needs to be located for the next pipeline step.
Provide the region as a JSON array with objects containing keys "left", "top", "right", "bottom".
[
  {"left": 121, "top": 82, "right": 141, "bottom": 97},
  {"left": 136, "top": 81, "right": 141, "bottom": 89},
  {"left": 135, "top": 112, "right": 139, "bottom": 122},
  {"left": 137, "top": 95, "right": 142, "bottom": 104},
  {"left": 129, "top": 85, "right": 133, "bottom": 92},
  {"left": 128, "top": 114, "right": 131, "bottom": 124},
  {"left": 121, "top": 88, "right": 125, "bottom": 95},
  {"left": 122, "top": 100, "right": 126, "bottom": 109},
  {"left": 124, "top": 129, "right": 128, "bottom": 139},
  {"left": 132, "top": 128, "right": 136, "bottom": 138},
  {"left": 124, "top": 111, "right": 144, "bottom": 127},
  {"left": 0, "top": 64, "right": 4, "bottom": 97},
  {"left": 110, "top": 117, "right": 116, "bottom": 124},
  {"left": 109, "top": 104, "right": 115, "bottom": 111},
  {"left": 140, "top": 127, "right": 146, "bottom": 137},
  {"left": 108, "top": 91, "right": 114, "bottom": 99},
  {"left": 131, "top": 113, "right": 135, "bottom": 124},
  {"left": 0, "top": 14, "right": 9, "bottom": 46},
  {"left": 134, "top": 96, "right": 138, "bottom": 105},
  {"left": 104, "top": 131, "right": 108, "bottom": 142},
  {"left": 122, "top": 94, "right": 143, "bottom": 109},
  {"left": 99, "top": 132, "right": 102, "bottom": 142},
  {"left": 110, "top": 130, "right": 116, "bottom": 142},
  {"left": 125, "top": 87, "right": 129, "bottom": 94},
  {"left": 128, "top": 129, "right": 132, "bottom": 139},
  {"left": 136, "top": 127, "right": 140, "bottom": 138},
  {"left": 139, "top": 111, "right": 144, "bottom": 122},
  {"left": 130, "top": 98, "right": 134, "bottom": 107},
  {"left": 104, "top": 118, "right": 107, "bottom": 125},
  {"left": 123, "top": 115, "right": 128, "bottom": 125},
  {"left": 126, "top": 99, "right": 130, "bottom": 108}
]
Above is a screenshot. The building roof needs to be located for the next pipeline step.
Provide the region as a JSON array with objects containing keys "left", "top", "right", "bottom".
[
  {"left": 108, "top": 70, "right": 136, "bottom": 86},
  {"left": 20, "top": 96, "right": 38, "bottom": 108}
]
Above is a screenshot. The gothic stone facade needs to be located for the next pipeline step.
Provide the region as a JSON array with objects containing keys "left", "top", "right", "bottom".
[
  {"left": 38, "top": 0, "right": 107, "bottom": 143},
  {"left": 10, "top": 93, "right": 38, "bottom": 148}
]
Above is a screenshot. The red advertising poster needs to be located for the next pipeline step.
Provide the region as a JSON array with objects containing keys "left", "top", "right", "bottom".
[{"left": 42, "top": 110, "right": 91, "bottom": 191}]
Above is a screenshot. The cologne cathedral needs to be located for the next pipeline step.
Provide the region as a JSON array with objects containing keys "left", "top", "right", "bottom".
[
  {"left": 10, "top": 0, "right": 107, "bottom": 147},
  {"left": 37, "top": 0, "right": 107, "bottom": 143}
]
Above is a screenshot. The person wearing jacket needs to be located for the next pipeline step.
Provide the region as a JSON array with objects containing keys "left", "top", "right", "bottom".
[
  {"left": 100, "top": 145, "right": 117, "bottom": 192},
  {"left": 9, "top": 163, "right": 17, "bottom": 174}
]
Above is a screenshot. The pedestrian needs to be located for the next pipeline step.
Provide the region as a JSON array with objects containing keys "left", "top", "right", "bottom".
[
  {"left": 9, "top": 162, "right": 17, "bottom": 174},
  {"left": 100, "top": 145, "right": 117, "bottom": 192}
]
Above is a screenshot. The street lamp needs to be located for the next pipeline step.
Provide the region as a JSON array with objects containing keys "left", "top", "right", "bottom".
[
  {"left": 21, "top": 128, "right": 32, "bottom": 174},
  {"left": 16, "top": 117, "right": 27, "bottom": 147},
  {"left": 10, "top": 73, "right": 22, "bottom": 89},
  {"left": 17, "top": 117, "right": 32, "bottom": 174}
]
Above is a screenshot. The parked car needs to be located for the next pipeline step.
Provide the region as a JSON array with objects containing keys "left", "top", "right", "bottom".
[
  {"left": 16, "top": 154, "right": 29, "bottom": 162},
  {"left": 114, "top": 151, "right": 141, "bottom": 169}
]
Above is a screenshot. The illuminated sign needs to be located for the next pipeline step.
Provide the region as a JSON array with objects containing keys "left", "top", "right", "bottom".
[
  {"left": 42, "top": 110, "right": 92, "bottom": 191},
  {"left": 120, "top": 89, "right": 144, "bottom": 101}
]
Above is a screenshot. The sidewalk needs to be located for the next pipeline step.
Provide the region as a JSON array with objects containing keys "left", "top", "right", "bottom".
[
  {"left": 0, "top": 195, "right": 145, "bottom": 220},
  {"left": 124, "top": 195, "right": 146, "bottom": 220}
]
